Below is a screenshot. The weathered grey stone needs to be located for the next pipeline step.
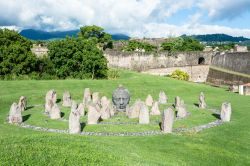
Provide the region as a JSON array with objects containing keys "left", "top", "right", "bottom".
[
  {"left": 159, "top": 91, "right": 167, "bottom": 104},
  {"left": 44, "top": 99, "right": 54, "bottom": 114},
  {"left": 145, "top": 94, "right": 153, "bottom": 106},
  {"left": 101, "top": 96, "right": 109, "bottom": 108},
  {"left": 112, "top": 85, "right": 130, "bottom": 112},
  {"left": 87, "top": 104, "right": 101, "bottom": 124},
  {"left": 18, "top": 96, "right": 27, "bottom": 112},
  {"left": 127, "top": 100, "right": 142, "bottom": 118},
  {"left": 77, "top": 103, "right": 85, "bottom": 116},
  {"left": 150, "top": 101, "right": 161, "bottom": 115},
  {"left": 8, "top": 102, "right": 22, "bottom": 124},
  {"left": 161, "top": 108, "right": 174, "bottom": 133},
  {"left": 220, "top": 102, "right": 231, "bottom": 122},
  {"left": 175, "top": 96, "right": 181, "bottom": 109},
  {"left": 100, "top": 105, "right": 111, "bottom": 120},
  {"left": 45, "top": 89, "right": 57, "bottom": 104},
  {"left": 83, "top": 88, "right": 92, "bottom": 105},
  {"left": 176, "top": 100, "right": 188, "bottom": 118},
  {"left": 139, "top": 103, "right": 150, "bottom": 124},
  {"left": 92, "top": 92, "right": 100, "bottom": 104},
  {"left": 50, "top": 104, "right": 61, "bottom": 119},
  {"left": 199, "top": 92, "right": 206, "bottom": 109},
  {"left": 69, "top": 102, "right": 81, "bottom": 134},
  {"left": 62, "top": 91, "right": 72, "bottom": 107}
]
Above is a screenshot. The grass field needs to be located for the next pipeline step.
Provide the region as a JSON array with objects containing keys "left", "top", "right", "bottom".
[{"left": 0, "top": 70, "right": 250, "bottom": 165}]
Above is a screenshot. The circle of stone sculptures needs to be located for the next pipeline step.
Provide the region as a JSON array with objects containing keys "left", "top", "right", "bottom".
[{"left": 13, "top": 103, "right": 224, "bottom": 137}]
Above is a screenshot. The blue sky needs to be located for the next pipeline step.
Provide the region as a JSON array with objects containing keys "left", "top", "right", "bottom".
[{"left": 0, "top": 0, "right": 250, "bottom": 38}]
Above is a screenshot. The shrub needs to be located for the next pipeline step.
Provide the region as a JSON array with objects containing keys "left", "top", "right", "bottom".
[
  {"left": 170, "top": 69, "right": 190, "bottom": 81},
  {"left": 108, "top": 68, "right": 120, "bottom": 79}
]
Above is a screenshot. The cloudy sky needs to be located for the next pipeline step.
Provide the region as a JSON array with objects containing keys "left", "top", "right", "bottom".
[{"left": 1, "top": 0, "right": 250, "bottom": 38}]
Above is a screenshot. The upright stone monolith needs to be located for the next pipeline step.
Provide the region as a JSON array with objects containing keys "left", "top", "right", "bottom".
[
  {"left": 87, "top": 104, "right": 101, "bottom": 124},
  {"left": 69, "top": 101, "right": 81, "bottom": 134},
  {"left": 45, "top": 89, "right": 57, "bottom": 104},
  {"left": 176, "top": 100, "right": 188, "bottom": 118},
  {"left": 161, "top": 108, "right": 174, "bottom": 133},
  {"left": 92, "top": 92, "right": 100, "bottom": 105},
  {"left": 220, "top": 102, "right": 232, "bottom": 122},
  {"left": 50, "top": 104, "right": 61, "bottom": 119},
  {"left": 83, "top": 88, "right": 92, "bottom": 105},
  {"left": 45, "top": 99, "right": 54, "bottom": 114},
  {"left": 145, "top": 94, "right": 153, "bottom": 107},
  {"left": 127, "top": 100, "right": 142, "bottom": 118},
  {"left": 139, "top": 103, "right": 150, "bottom": 124},
  {"left": 62, "top": 91, "right": 72, "bottom": 107},
  {"left": 150, "top": 101, "right": 161, "bottom": 115},
  {"left": 8, "top": 103, "right": 22, "bottom": 124},
  {"left": 199, "top": 92, "right": 206, "bottom": 109},
  {"left": 77, "top": 103, "right": 85, "bottom": 116},
  {"left": 18, "top": 96, "right": 27, "bottom": 112},
  {"left": 159, "top": 91, "right": 167, "bottom": 104},
  {"left": 175, "top": 96, "right": 181, "bottom": 109}
]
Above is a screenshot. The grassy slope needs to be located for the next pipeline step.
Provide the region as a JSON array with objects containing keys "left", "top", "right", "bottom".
[{"left": 0, "top": 70, "right": 249, "bottom": 165}]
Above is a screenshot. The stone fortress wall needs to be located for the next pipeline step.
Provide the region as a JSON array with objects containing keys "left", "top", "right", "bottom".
[{"left": 104, "top": 50, "right": 250, "bottom": 84}]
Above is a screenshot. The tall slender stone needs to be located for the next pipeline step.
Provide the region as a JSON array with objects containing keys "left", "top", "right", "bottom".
[
  {"left": 62, "top": 91, "right": 72, "bottom": 107},
  {"left": 176, "top": 100, "right": 188, "bottom": 118},
  {"left": 87, "top": 104, "right": 101, "bottom": 124},
  {"left": 92, "top": 92, "right": 100, "bottom": 104},
  {"left": 18, "top": 96, "right": 27, "bottom": 112},
  {"left": 77, "top": 103, "right": 85, "bottom": 116},
  {"left": 8, "top": 103, "right": 22, "bottom": 124},
  {"left": 150, "top": 101, "right": 161, "bottom": 115},
  {"left": 220, "top": 102, "right": 232, "bottom": 122},
  {"left": 199, "top": 92, "right": 206, "bottom": 109},
  {"left": 139, "top": 103, "right": 150, "bottom": 124},
  {"left": 45, "top": 99, "right": 54, "bottom": 114},
  {"left": 175, "top": 96, "right": 181, "bottom": 109},
  {"left": 45, "top": 89, "right": 57, "bottom": 104},
  {"left": 69, "top": 101, "right": 81, "bottom": 134},
  {"left": 50, "top": 104, "right": 61, "bottom": 119},
  {"left": 83, "top": 88, "right": 92, "bottom": 105},
  {"left": 161, "top": 108, "right": 174, "bottom": 133},
  {"left": 145, "top": 94, "right": 153, "bottom": 107},
  {"left": 159, "top": 91, "right": 167, "bottom": 104}
]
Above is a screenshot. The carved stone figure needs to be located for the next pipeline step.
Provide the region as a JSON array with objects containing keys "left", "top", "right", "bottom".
[
  {"left": 127, "top": 100, "right": 142, "bottom": 118},
  {"left": 112, "top": 85, "right": 130, "bottom": 112},
  {"left": 150, "top": 101, "right": 161, "bottom": 115},
  {"left": 87, "top": 104, "right": 101, "bottom": 124},
  {"left": 8, "top": 103, "right": 22, "bottom": 124},
  {"left": 161, "top": 108, "right": 174, "bottom": 133},
  {"left": 199, "top": 92, "right": 206, "bottom": 109},
  {"left": 176, "top": 100, "right": 188, "bottom": 118},
  {"left": 145, "top": 94, "right": 153, "bottom": 107},
  {"left": 50, "top": 104, "right": 61, "bottom": 119},
  {"left": 62, "top": 91, "right": 72, "bottom": 107},
  {"left": 45, "top": 89, "right": 57, "bottom": 104},
  {"left": 159, "top": 91, "right": 167, "bottom": 104},
  {"left": 139, "top": 103, "right": 150, "bottom": 124},
  {"left": 220, "top": 102, "right": 232, "bottom": 122},
  {"left": 77, "top": 103, "right": 85, "bottom": 116},
  {"left": 45, "top": 99, "right": 54, "bottom": 114},
  {"left": 69, "top": 101, "right": 81, "bottom": 134},
  {"left": 83, "top": 88, "right": 92, "bottom": 105},
  {"left": 175, "top": 96, "right": 181, "bottom": 109},
  {"left": 92, "top": 92, "right": 100, "bottom": 105},
  {"left": 18, "top": 96, "right": 27, "bottom": 112}
]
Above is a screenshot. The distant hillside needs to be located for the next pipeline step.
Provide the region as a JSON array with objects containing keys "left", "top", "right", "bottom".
[
  {"left": 190, "top": 34, "right": 250, "bottom": 42},
  {"left": 20, "top": 29, "right": 130, "bottom": 41}
]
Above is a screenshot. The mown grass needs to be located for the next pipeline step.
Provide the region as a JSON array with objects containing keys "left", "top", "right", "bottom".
[{"left": 0, "top": 70, "right": 249, "bottom": 165}]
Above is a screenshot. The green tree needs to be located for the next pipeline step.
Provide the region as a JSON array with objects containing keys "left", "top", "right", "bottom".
[
  {"left": 123, "top": 40, "right": 157, "bottom": 52},
  {"left": 78, "top": 25, "right": 113, "bottom": 50}
]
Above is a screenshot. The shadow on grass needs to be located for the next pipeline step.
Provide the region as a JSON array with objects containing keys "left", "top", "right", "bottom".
[
  {"left": 212, "top": 113, "right": 221, "bottom": 119},
  {"left": 60, "top": 112, "right": 65, "bottom": 118},
  {"left": 159, "top": 122, "right": 162, "bottom": 130},
  {"left": 81, "top": 122, "right": 86, "bottom": 131},
  {"left": 56, "top": 99, "right": 61, "bottom": 103},
  {"left": 22, "top": 114, "right": 31, "bottom": 122},
  {"left": 26, "top": 106, "right": 34, "bottom": 110},
  {"left": 194, "top": 103, "right": 199, "bottom": 107}
]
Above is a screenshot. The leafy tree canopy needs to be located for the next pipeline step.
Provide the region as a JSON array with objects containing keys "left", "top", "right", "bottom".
[{"left": 122, "top": 40, "right": 157, "bottom": 52}]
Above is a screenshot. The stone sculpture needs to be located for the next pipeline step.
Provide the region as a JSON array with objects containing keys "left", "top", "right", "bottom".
[
  {"left": 69, "top": 101, "right": 81, "bottom": 134},
  {"left": 145, "top": 94, "right": 153, "bottom": 107},
  {"left": 161, "top": 108, "right": 174, "bottom": 133},
  {"left": 139, "top": 103, "right": 150, "bottom": 124},
  {"left": 50, "top": 104, "right": 61, "bottom": 119},
  {"left": 18, "top": 96, "right": 27, "bottom": 112},
  {"left": 92, "top": 92, "right": 100, "bottom": 104},
  {"left": 175, "top": 96, "right": 181, "bottom": 109},
  {"left": 62, "top": 91, "right": 72, "bottom": 107},
  {"left": 83, "top": 88, "right": 92, "bottom": 105},
  {"left": 176, "top": 100, "right": 188, "bottom": 118},
  {"left": 87, "top": 104, "right": 101, "bottom": 124},
  {"left": 77, "top": 103, "right": 85, "bottom": 116},
  {"left": 45, "top": 89, "right": 57, "bottom": 104},
  {"left": 159, "top": 91, "right": 167, "bottom": 104},
  {"left": 127, "top": 100, "right": 142, "bottom": 118},
  {"left": 220, "top": 102, "right": 232, "bottom": 122},
  {"left": 112, "top": 85, "right": 130, "bottom": 112},
  {"left": 150, "top": 101, "right": 161, "bottom": 115},
  {"left": 199, "top": 92, "right": 206, "bottom": 109},
  {"left": 45, "top": 99, "right": 54, "bottom": 114},
  {"left": 8, "top": 103, "right": 22, "bottom": 124}
]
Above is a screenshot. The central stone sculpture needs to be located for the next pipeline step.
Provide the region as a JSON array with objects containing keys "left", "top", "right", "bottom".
[{"left": 112, "top": 85, "right": 130, "bottom": 112}]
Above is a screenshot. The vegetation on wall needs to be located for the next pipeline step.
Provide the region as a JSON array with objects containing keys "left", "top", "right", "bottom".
[
  {"left": 169, "top": 69, "right": 190, "bottom": 81},
  {"left": 122, "top": 40, "right": 157, "bottom": 52},
  {"left": 161, "top": 37, "right": 204, "bottom": 52}
]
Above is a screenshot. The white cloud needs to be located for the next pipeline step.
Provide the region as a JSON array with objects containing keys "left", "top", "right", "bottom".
[{"left": 0, "top": 0, "right": 250, "bottom": 38}]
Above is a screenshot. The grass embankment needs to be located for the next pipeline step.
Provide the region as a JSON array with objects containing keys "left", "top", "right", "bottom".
[{"left": 0, "top": 70, "right": 249, "bottom": 165}]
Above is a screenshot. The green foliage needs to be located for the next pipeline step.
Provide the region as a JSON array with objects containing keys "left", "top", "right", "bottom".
[
  {"left": 48, "top": 37, "right": 108, "bottom": 79},
  {"left": 0, "top": 29, "right": 37, "bottom": 76},
  {"left": 161, "top": 37, "right": 204, "bottom": 52},
  {"left": 79, "top": 25, "right": 113, "bottom": 50},
  {"left": 170, "top": 69, "right": 190, "bottom": 81},
  {"left": 108, "top": 68, "right": 120, "bottom": 79},
  {"left": 211, "top": 43, "right": 234, "bottom": 51},
  {"left": 123, "top": 40, "right": 157, "bottom": 52}
]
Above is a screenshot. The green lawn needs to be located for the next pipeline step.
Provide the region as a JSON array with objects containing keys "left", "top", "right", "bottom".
[{"left": 0, "top": 70, "right": 249, "bottom": 165}]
